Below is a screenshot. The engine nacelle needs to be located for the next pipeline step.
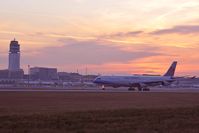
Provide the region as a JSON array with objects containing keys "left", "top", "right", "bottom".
[{"left": 162, "top": 81, "right": 170, "bottom": 86}]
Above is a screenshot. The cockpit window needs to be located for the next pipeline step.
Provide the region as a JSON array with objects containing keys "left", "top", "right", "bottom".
[{"left": 97, "top": 78, "right": 101, "bottom": 80}]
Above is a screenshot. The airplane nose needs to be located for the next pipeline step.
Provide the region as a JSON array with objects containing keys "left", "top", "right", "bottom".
[
  {"left": 93, "top": 79, "right": 97, "bottom": 83},
  {"left": 93, "top": 78, "right": 101, "bottom": 84}
]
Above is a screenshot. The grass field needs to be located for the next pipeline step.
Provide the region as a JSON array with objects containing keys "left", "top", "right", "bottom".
[
  {"left": 0, "top": 92, "right": 199, "bottom": 132},
  {"left": 1, "top": 107, "right": 199, "bottom": 133}
]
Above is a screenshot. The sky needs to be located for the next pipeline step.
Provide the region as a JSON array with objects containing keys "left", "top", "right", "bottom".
[{"left": 0, "top": 0, "right": 199, "bottom": 75}]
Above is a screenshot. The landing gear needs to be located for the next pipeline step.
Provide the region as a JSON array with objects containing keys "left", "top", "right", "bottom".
[
  {"left": 102, "top": 85, "right": 105, "bottom": 90},
  {"left": 138, "top": 87, "right": 142, "bottom": 91},
  {"left": 128, "top": 87, "right": 136, "bottom": 91},
  {"left": 143, "top": 88, "right": 150, "bottom": 91},
  {"left": 138, "top": 87, "right": 150, "bottom": 91}
]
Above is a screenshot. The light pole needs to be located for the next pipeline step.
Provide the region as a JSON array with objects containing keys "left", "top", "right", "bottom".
[{"left": 28, "top": 65, "right": 30, "bottom": 87}]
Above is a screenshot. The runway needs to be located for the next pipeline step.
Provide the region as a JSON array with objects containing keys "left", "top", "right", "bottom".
[{"left": 0, "top": 87, "right": 199, "bottom": 93}]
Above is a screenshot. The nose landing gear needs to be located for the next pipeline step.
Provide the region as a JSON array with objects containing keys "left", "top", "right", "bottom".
[{"left": 102, "top": 85, "right": 105, "bottom": 90}]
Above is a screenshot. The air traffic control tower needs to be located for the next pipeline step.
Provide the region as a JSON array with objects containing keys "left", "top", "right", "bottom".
[{"left": 8, "top": 39, "right": 21, "bottom": 71}]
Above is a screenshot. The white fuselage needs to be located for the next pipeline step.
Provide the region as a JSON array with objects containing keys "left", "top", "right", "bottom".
[{"left": 93, "top": 75, "right": 174, "bottom": 88}]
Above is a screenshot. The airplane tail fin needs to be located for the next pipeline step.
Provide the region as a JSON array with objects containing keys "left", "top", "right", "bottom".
[{"left": 164, "top": 61, "right": 177, "bottom": 77}]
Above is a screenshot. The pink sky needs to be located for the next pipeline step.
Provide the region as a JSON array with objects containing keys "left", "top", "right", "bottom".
[{"left": 0, "top": 0, "right": 199, "bottom": 75}]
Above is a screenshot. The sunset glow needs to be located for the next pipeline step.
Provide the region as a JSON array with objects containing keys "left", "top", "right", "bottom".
[{"left": 0, "top": 0, "right": 199, "bottom": 75}]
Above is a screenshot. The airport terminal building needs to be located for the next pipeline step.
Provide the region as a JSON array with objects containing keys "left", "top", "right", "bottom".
[
  {"left": 0, "top": 39, "right": 96, "bottom": 84},
  {"left": 30, "top": 67, "right": 58, "bottom": 81}
]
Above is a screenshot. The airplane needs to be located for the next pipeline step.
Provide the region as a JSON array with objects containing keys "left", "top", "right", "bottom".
[{"left": 93, "top": 61, "right": 177, "bottom": 91}]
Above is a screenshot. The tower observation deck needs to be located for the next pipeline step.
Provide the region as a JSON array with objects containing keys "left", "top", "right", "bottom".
[{"left": 8, "top": 39, "right": 21, "bottom": 71}]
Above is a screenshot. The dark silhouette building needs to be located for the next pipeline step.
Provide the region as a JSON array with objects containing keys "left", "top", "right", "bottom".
[
  {"left": 30, "top": 67, "right": 58, "bottom": 81},
  {"left": 0, "top": 39, "right": 24, "bottom": 79}
]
